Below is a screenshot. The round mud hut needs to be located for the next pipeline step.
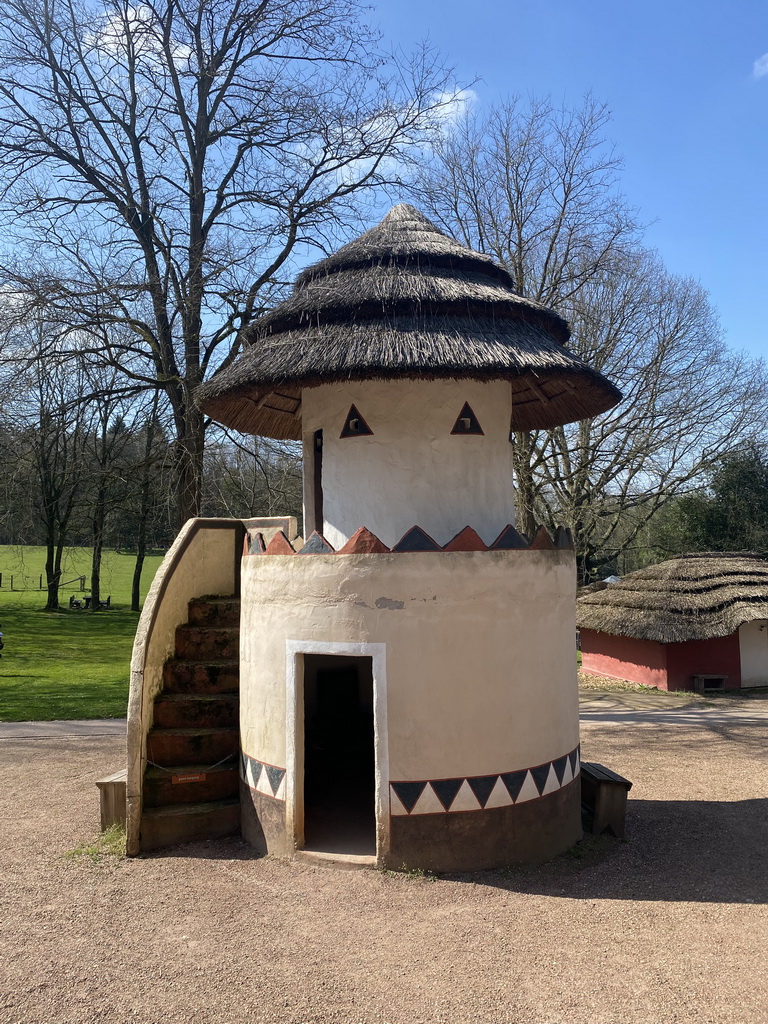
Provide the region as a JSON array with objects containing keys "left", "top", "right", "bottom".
[
  {"left": 577, "top": 552, "right": 768, "bottom": 691},
  {"left": 194, "top": 203, "right": 621, "bottom": 870}
]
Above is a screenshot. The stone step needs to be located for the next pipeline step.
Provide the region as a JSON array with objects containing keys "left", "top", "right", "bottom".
[
  {"left": 146, "top": 727, "right": 239, "bottom": 768},
  {"left": 140, "top": 799, "right": 240, "bottom": 851},
  {"left": 143, "top": 763, "right": 239, "bottom": 808},
  {"left": 175, "top": 625, "right": 239, "bottom": 661},
  {"left": 187, "top": 596, "right": 241, "bottom": 628},
  {"left": 162, "top": 659, "right": 239, "bottom": 695},
  {"left": 153, "top": 693, "right": 239, "bottom": 729}
]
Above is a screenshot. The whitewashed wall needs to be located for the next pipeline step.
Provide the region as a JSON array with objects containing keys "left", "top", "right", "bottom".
[
  {"left": 738, "top": 619, "right": 768, "bottom": 686},
  {"left": 301, "top": 379, "right": 517, "bottom": 549},
  {"left": 239, "top": 549, "right": 578, "bottom": 789}
]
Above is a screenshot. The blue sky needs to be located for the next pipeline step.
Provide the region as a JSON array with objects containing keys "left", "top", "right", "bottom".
[{"left": 373, "top": 0, "right": 767, "bottom": 360}]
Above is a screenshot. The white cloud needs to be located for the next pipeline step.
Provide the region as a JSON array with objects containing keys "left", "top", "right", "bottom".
[
  {"left": 434, "top": 88, "right": 478, "bottom": 126},
  {"left": 753, "top": 52, "right": 768, "bottom": 78},
  {"left": 330, "top": 87, "right": 478, "bottom": 186},
  {"left": 87, "top": 5, "right": 191, "bottom": 70}
]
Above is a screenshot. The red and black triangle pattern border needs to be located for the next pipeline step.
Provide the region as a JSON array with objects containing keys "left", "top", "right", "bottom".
[
  {"left": 245, "top": 523, "right": 574, "bottom": 556},
  {"left": 240, "top": 750, "right": 286, "bottom": 801},
  {"left": 390, "top": 745, "right": 580, "bottom": 816}
]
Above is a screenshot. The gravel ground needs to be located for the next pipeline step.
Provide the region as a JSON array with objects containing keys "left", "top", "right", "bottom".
[{"left": 1, "top": 702, "right": 767, "bottom": 1024}]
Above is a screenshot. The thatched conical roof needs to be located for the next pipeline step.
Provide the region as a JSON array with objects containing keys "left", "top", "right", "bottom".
[
  {"left": 576, "top": 553, "right": 768, "bottom": 643},
  {"left": 197, "top": 204, "right": 621, "bottom": 439}
]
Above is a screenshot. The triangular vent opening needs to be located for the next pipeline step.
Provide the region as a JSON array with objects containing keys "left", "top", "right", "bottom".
[
  {"left": 340, "top": 404, "right": 374, "bottom": 438},
  {"left": 450, "top": 402, "right": 484, "bottom": 435}
]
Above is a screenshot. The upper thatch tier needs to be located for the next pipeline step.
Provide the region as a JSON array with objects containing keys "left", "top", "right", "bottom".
[
  {"left": 197, "top": 204, "right": 622, "bottom": 439},
  {"left": 576, "top": 553, "right": 768, "bottom": 643}
]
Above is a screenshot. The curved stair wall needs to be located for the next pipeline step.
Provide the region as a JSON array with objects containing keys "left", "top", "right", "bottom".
[{"left": 126, "top": 518, "right": 245, "bottom": 856}]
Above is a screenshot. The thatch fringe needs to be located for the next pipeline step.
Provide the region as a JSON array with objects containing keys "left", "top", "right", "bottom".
[
  {"left": 576, "top": 553, "right": 768, "bottom": 643},
  {"left": 197, "top": 204, "right": 621, "bottom": 439}
]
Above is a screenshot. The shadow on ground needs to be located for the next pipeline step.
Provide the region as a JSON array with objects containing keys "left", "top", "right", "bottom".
[
  {"left": 140, "top": 797, "right": 768, "bottom": 906},
  {"left": 455, "top": 798, "right": 768, "bottom": 905}
]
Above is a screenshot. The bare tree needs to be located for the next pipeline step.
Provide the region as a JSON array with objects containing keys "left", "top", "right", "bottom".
[
  {"left": 6, "top": 326, "right": 93, "bottom": 609},
  {"left": 202, "top": 427, "right": 302, "bottom": 520},
  {"left": 534, "top": 254, "right": 768, "bottom": 578},
  {"left": 127, "top": 392, "right": 170, "bottom": 611},
  {"left": 80, "top": 363, "right": 139, "bottom": 608},
  {"left": 414, "top": 96, "right": 640, "bottom": 309},
  {"left": 413, "top": 96, "right": 768, "bottom": 579},
  {"left": 0, "top": 0, "right": 454, "bottom": 525}
]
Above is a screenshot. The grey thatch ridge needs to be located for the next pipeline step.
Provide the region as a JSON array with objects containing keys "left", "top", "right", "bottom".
[
  {"left": 576, "top": 553, "right": 768, "bottom": 643},
  {"left": 197, "top": 204, "right": 621, "bottom": 439}
]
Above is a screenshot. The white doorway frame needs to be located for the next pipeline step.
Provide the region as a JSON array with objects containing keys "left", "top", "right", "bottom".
[{"left": 285, "top": 640, "right": 388, "bottom": 860}]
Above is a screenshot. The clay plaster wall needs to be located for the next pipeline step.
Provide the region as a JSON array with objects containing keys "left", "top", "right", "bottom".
[
  {"left": 579, "top": 630, "right": 668, "bottom": 689},
  {"left": 239, "top": 548, "right": 578, "bottom": 798},
  {"left": 300, "top": 380, "right": 517, "bottom": 548},
  {"left": 739, "top": 620, "right": 768, "bottom": 686},
  {"left": 666, "top": 634, "right": 741, "bottom": 690},
  {"left": 126, "top": 519, "right": 240, "bottom": 855}
]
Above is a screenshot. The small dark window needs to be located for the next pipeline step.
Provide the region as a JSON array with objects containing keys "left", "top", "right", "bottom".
[
  {"left": 340, "top": 404, "right": 373, "bottom": 438},
  {"left": 312, "top": 429, "right": 323, "bottom": 532},
  {"left": 451, "top": 402, "right": 484, "bottom": 435}
]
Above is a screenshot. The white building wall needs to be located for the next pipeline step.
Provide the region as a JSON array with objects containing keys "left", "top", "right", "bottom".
[
  {"left": 239, "top": 549, "right": 578, "bottom": 783},
  {"left": 301, "top": 379, "right": 517, "bottom": 549},
  {"left": 738, "top": 619, "right": 768, "bottom": 686}
]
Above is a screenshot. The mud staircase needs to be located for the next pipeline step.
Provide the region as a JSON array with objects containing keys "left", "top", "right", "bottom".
[{"left": 140, "top": 596, "right": 241, "bottom": 851}]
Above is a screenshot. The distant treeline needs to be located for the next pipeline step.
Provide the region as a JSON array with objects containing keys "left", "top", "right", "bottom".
[{"left": 1, "top": 382, "right": 302, "bottom": 610}]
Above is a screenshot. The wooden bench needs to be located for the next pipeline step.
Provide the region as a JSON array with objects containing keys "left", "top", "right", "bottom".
[
  {"left": 581, "top": 761, "right": 632, "bottom": 838},
  {"left": 96, "top": 768, "right": 127, "bottom": 830},
  {"left": 693, "top": 674, "right": 727, "bottom": 693}
]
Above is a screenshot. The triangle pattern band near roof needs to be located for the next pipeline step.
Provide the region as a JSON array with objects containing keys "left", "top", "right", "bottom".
[
  {"left": 248, "top": 523, "right": 574, "bottom": 555},
  {"left": 298, "top": 531, "right": 335, "bottom": 554},
  {"left": 391, "top": 526, "right": 442, "bottom": 552}
]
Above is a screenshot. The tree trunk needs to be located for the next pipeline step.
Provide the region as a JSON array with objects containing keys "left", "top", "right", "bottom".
[
  {"left": 132, "top": 405, "right": 160, "bottom": 612},
  {"left": 45, "top": 537, "right": 65, "bottom": 611},
  {"left": 174, "top": 404, "right": 205, "bottom": 528},
  {"left": 90, "top": 486, "right": 106, "bottom": 610},
  {"left": 131, "top": 543, "right": 146, "bottom": 614},
  {"left": 511, "top": 431, "right": 538, "bottom": 539},
  {"left": 44, "top": 533, "right": 59, "bottom": 611}
]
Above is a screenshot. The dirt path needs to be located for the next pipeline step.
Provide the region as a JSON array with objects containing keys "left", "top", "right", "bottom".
[{"left": 1, "top": 707, "right": 767, "bottom": 1024}]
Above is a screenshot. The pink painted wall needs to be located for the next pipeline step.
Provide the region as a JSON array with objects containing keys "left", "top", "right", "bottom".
[
  {"left": 580, "top": 629, "right": 668, "bottom": 689},
  {"left": 665, "top": 634, "right": 741, "bottom": 690},
  {"left": 580, "top": 628, "right": 743, "bottom": 690}
]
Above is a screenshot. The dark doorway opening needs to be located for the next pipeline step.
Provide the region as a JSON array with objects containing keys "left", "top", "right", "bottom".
[
  {"left": 303, "top": 654, "right": 375, "bottom": 855},
  {"left": 312, "top": 429, "right": 323, "bottom": 534}
]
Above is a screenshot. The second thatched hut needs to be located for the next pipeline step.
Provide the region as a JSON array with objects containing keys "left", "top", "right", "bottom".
[{"left": 577, "top": 553, "right": 768, "bottom": 691}]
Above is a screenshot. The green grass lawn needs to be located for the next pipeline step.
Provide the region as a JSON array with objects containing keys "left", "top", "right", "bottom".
[{"left": 0, "top": 546, "right": 164, "bottom": 721}]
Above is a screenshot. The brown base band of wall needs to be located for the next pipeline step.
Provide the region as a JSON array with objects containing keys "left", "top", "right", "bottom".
[
  {"left": 385, "top": 776, "right": 582, "bottom": 872},
  {"left": 240, "top": 780, "right": 290, "bottom": 857},
  {"left": 241, "top": 776, "right": 582, "bottom": 870}
]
